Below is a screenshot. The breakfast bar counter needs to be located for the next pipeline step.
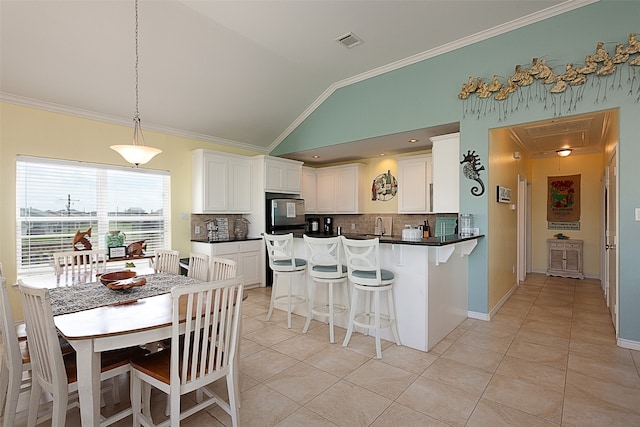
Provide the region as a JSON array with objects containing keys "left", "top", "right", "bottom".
[{"left": 279, "top": 234, "right": 483, "bottom": 352}]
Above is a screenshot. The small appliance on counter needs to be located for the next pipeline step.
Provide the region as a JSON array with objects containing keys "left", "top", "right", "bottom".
[
  {"left": 307, "top": 217, "right": 320, "bottom": 234},
  {"left": 323, "top": 217, "right": 333, "bottom": 235}
]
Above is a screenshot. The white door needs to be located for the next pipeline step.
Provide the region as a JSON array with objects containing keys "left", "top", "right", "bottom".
[{"left": 606, "top": 149, "right": 618, "bottom": 331}]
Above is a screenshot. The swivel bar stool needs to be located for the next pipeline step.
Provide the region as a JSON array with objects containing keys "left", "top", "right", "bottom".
[
  {"left": 340, "top": 236, "right": 401, "bottom": 359},
  {"left": 263, "top": 233, "right": 307, "bottom": 329},
  {"left": 303, "top": 235, "right": 349, "bottom": 343}
]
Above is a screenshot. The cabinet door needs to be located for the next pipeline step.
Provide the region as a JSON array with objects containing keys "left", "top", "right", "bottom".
[
  {"left": 316, "top": 171, "right": 336, "bottom": 212},
  {"left": 265, "top": 161, "right": 284, "bottom": 191},
  {"left": 334, "top": 167, "right": 357, "bottom": 212},
  {"left": 549, "top": 246, "right": 565, "bottom": 270},
  {"left": 431, "top": 133, "right": 459, "bottom": 213},
  {"left": 398, "top": 156, "right": 432, "bottom": 213},
  {"left": 302, "top": 167, "right": 317, "bottom": 213},
  {"left": 239, "top": 251, "right": 261, "bottom": 285},
  {"left": 203, "top": 154, "right": 228, "bottom": 212},
  {"left": 228, "top": 159, "right": 251, "bottom": 213},
  {"left": 284, "top": 163, "right": 302, "bottom": 193}
]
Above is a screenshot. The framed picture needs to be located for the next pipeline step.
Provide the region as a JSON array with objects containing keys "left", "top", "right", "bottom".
[
  {"left": 497, "top": 185, "right": 511, "bottom": 203},
  {"left": 108, "top": 246, "right": 126, "bottom": 259}
]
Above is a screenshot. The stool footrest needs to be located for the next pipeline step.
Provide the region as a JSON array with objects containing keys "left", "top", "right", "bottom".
[
  {"left": 312, "top": 304, "right": 348, "bottom": 317},
  {"left": 274, "top": 294, "right": 306, "bottom": 306},
  {"left": 353, "top": 312, "right": 393, "bottom": 329}
]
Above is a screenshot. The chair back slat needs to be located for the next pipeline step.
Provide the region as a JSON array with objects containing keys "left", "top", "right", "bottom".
[
  {"left": 0, "top": 277, "right": 23, "bottom": 373},
  {"left": 53, "top": 250, "right": 107, "bottom": 283},
  {"left": 18, "top": 281, "right": 68, "bottom": 395},
  {"left": 187, "top": 252, "right": 210, "bottom": 281},
  {"left": 211, "top": 257, "right": 237, "bottom": 281},
  {"left": 170, "top": 277, "right": 243, "bottom": 389},
  {"left": 154, "top": 249, "right": 180, "bottom": 275}
]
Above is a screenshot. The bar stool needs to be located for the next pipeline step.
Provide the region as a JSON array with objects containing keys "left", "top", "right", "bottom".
[
  {"left": 340, "top": 236, "right": 401, "bottom": 359},
  {"left": 263, "top": 233, "right": 307, "bottom": 329},
  {"left": 302, "top": 235, "right": 349, "bottom": 343}
]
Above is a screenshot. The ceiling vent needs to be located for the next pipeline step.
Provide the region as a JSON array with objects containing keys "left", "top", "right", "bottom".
[{"left": 336, "top": 32, "right": 363, "bottom": 49}]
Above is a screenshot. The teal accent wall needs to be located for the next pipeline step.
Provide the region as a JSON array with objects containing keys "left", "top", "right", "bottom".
[{"left": 272, "top": 1, "right": 640, "bottom": 341}]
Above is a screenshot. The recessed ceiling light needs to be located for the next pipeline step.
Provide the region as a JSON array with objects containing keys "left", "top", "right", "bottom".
[
  {"left": 312, "top": 155, "right": 319, "bottom": 159},
  {"left": 379, "top": 153, "right": 386, "bottom": 157},
  {"left": 409, "top": 139, "right": 419, "bottom": 143}
]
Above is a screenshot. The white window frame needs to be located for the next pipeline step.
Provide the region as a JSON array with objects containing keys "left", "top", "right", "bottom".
[{"left": 16, "top": 156, "right": 171, "bottom": 275}]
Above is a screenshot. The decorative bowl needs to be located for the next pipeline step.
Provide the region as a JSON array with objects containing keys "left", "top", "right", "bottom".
[{"left": 98, "top": 270, "right": 146, "bottom": 290}]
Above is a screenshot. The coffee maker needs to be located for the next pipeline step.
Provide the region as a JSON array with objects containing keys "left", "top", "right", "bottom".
[{"left": 323, "top": 217, "right": 333, "bottom": 235}]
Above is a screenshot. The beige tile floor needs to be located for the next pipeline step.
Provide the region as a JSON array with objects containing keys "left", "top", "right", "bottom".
[{"left": 3, "top": 273, "right": 640, "bottom": 426}]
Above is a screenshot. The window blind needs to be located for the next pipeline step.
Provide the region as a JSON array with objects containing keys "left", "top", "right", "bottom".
[{"left": 16, "top": 156, "right": 170, "bottom": 275}]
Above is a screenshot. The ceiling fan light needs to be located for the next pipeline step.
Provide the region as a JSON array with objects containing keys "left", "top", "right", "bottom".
[{"left": 556, "top": 148, "right": 572, "bottom": 157}]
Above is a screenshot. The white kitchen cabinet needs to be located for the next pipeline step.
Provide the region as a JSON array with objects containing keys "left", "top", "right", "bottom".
[
  {"left": 397, "top": 154, "right": 432, "bottom": 213},
  {"left": 192, "top": 240, "right": 264, "bottom": 287},
  {"left": 430, "top": 132, "right": 460, "bottom": 213},
  {"left": 192, "top": 149, "right": 251, "bottom": 214},
  {"left": 301, "top": 166, "right": 317, "bottom": 213},
  {"left": 262, "top": 156, "right": 303, "bottom": 194},
  {"left": 315, "top": 163, "right": 366, "bottom": 213},
  {"left": 546, "top": 239, "right": 584, "bottom": 279}
]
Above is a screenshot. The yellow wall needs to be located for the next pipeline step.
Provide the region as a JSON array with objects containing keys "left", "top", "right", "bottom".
[
  {"left": 530, "top": 152, "right": 603, "bottom": 277},
  {"left": 0, "top": 102, "right": 262, "bottom": 315},
  {"left": 488, "top": 127, "right": 529, "bottom": 310}
]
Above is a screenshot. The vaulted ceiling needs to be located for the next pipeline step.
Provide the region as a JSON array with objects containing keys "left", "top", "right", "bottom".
[{"left": 1, "top": 0, "right": 594, "bottom": 156}]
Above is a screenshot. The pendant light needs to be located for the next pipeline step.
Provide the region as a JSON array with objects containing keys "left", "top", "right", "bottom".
[{"left": 111, "top": 0, "right": 161, "bottom": 166}]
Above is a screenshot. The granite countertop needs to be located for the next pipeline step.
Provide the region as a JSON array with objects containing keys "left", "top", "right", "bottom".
[
  {"left": 295, "top": 232, "right": 484, "bottom": 246},
  {"left": 191, "top": 237, "right": 262, "bottom": 244}
]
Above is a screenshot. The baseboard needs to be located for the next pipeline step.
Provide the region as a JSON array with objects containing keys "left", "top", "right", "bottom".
[
  {"left": 617, "top": 337, "right": 640, "bottom": 351},
  {"left": 468, "top": 311, "right": 490, "bottom": 321}
]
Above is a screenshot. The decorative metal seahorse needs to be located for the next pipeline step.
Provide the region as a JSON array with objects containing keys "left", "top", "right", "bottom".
[{"left": 460, "top": 150, "right": 485, "bottom": 196}]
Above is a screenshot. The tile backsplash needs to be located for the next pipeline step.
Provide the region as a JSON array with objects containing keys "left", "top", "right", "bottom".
[{"left": 308, "top": 213, "right": 458, "bottom": 236}]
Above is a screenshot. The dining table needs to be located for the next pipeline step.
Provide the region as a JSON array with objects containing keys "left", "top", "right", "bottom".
[{"left": 19, "top": 269, "right": 206, "bottom": 427}]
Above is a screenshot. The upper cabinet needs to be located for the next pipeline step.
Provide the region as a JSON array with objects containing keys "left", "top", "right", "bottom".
[
  {"left": 430, "top": 132, "right": 460, "bottom": 213},
  {"left": 315, "top": 163, "right": 367, "bottom": 213},
  {"left": 301, "top": 166, "right": 317, "bottom": 213},
  {"left": 397, "top": 154, "right": 432, "bottom": 213},
  {"left": 260, "top": 156, "right": 303, "bottom": 194},
  {"left": 192, "top": 149, "right": 252, "bottom": 214}
]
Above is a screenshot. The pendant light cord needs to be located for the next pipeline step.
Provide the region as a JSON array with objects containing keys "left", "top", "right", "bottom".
[{"left": 134, "top": 0, "right": 140, "bottom": 121}]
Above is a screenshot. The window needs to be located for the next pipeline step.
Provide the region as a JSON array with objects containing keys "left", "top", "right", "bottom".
[{"left": 16, "top": 156, "right": 170, "bottom": 275}]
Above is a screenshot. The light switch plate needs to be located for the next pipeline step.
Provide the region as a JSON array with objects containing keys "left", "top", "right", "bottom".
[
  {"left": 636, "top": 208, "right": 640, "bottom": 221},
  {"left": 180, "top": 212, "right": 188, "bottom": 220}
]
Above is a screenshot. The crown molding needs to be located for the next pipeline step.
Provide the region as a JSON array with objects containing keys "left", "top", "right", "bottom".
[
  {"left": 268, "top": 0, "right": 598, "bottom": 152},
  {"left": 0, "top": 92, "right": 269, "bottom": 154}
]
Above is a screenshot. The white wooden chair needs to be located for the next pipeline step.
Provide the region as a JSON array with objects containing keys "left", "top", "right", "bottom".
[
  {"left": 340, "top": 236, "right": 401, "bottom": 359},
  {"left": 211, "top": 257, "right": 238, "bottom": 281},
  {"left": 52, "top": 250, "right": 107, "bottom": 284},
  {"left": 303, "top": 235, "right": 350, "bottom": 343},
  {"left": 186, "top": 252, "right": 210, "bottom": 281},
  {"left": 131, "top": 277, "right": 244, "bottom": 427},
  {"left": 152, "top": 249, "right": 180, "bottom": 275},
  {"left": 18, "top": 281, "right": 147, "bottom": 427},
  {"left": 263, "top": 233, "right": 307, "bottom": 329},
  {"left": 0, "top": 277, "right": 31, "bottom": 427}
]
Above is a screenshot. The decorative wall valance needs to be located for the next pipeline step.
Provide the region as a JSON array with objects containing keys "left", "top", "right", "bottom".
[{"left": 458, "top": 32, "right": 639, "bottom": 121}]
